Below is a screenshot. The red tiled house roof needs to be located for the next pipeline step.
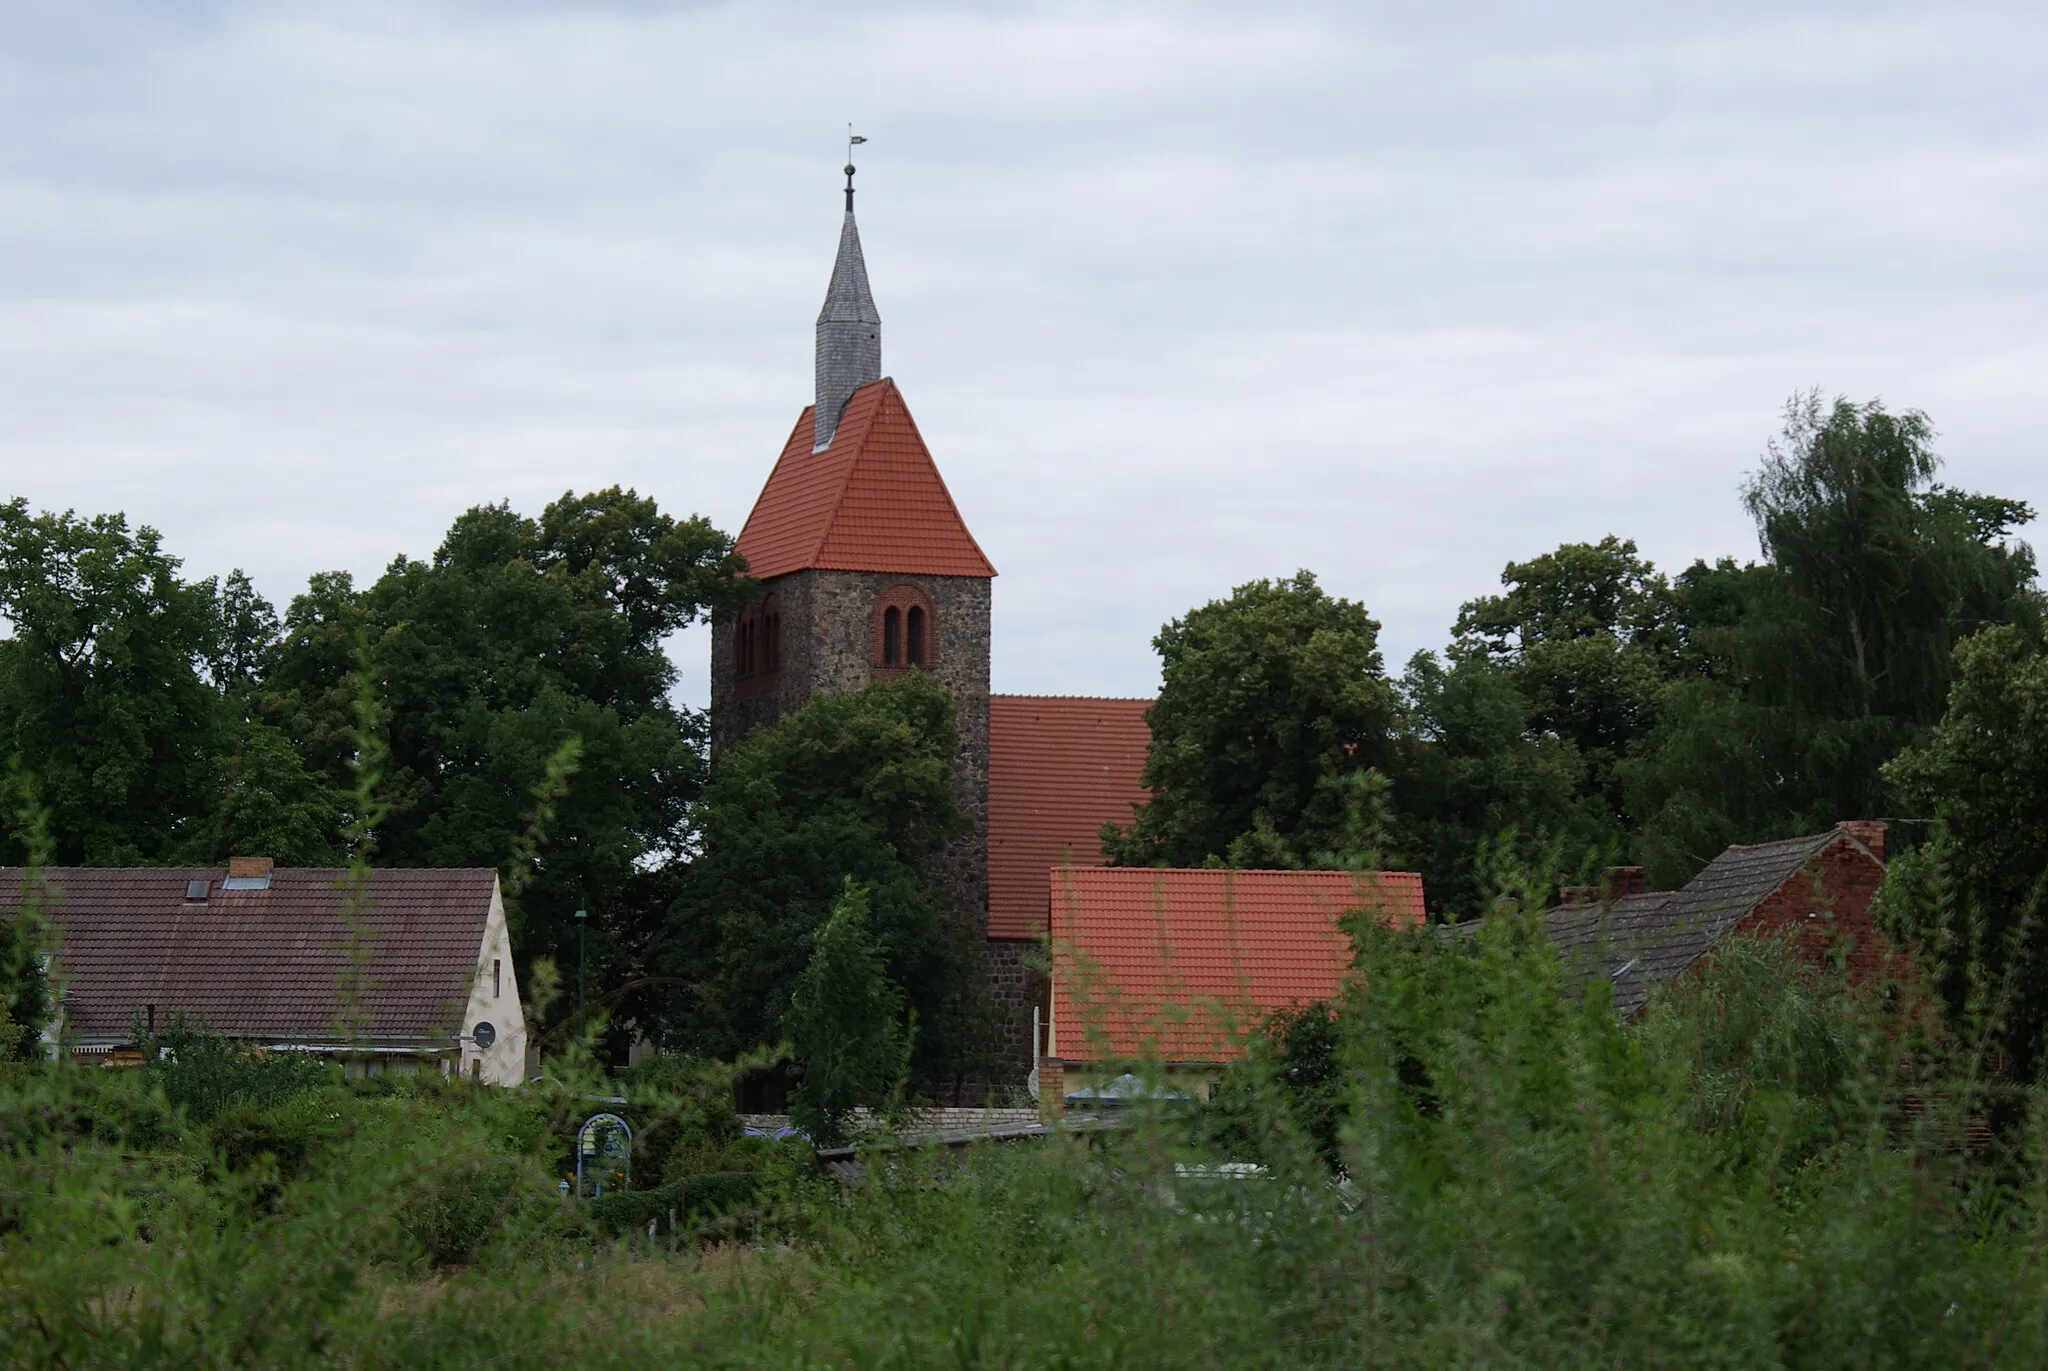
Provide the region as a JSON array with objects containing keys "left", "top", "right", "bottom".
[
  {"left": 733, "top": 378, "right": 996, "bottom": 580},
  {"left": 4, "top": 867, "right": 500, "bottom": 1048},
  {"left": 986, "top": 695, "right": 1153, "bottom": 940},
  {"left": 1049, "top": 867, "right": 1425, "bottom": 1064}
]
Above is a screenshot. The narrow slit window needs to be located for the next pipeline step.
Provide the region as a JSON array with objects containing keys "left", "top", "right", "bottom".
[
  {"left": 883, "top": 607, "right": 901, "bottom": 666},
  {"left": 906, "top": 605, "right": 925, "bottom": 666},
  {"left": 493, "top": 959, "right": 501, "bottom": 998}
]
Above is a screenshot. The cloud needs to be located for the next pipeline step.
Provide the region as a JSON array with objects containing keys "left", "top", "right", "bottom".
[{"left": 2, "top": 0, "right": 2042, "bottom": 706}]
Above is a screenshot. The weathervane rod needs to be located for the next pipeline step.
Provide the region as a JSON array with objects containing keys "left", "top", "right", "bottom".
[{"left": 844, "top": 125, "right": 867, "bottom": 212}]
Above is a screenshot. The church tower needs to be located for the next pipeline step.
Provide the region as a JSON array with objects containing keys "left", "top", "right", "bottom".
[{"left": 712, "top": 166, "right": 997, "bottom": 976}]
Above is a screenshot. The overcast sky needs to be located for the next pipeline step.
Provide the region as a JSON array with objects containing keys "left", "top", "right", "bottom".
[{"left": 4, "top": 1, "right": 2043, "bottom": 707}]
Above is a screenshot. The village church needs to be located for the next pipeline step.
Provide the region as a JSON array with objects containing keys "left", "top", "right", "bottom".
[
  {"left": 708, "top": 168, "right": 1903, "bottom": 1106},
  {"left": 709, "top": 167, "right": 1154, "bottom": 1088}
]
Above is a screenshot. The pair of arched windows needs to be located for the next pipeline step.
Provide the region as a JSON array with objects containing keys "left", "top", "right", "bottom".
[
  {"left": 872, "top": 584, "right": 936, "bottom": 670},
  {"left": 881, "top": 604, "right": 926, "bottom": 667},
  {"left": 735, "top": 592, "right": 781, "bottom": 681}
]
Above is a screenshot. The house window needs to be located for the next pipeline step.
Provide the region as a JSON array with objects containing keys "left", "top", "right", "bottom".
[
  {"left": 871, "top": 584, "right": 937, "bottom": 670},
  {"left": 493, "top": 959, "right": 501, "bottom": 998}
]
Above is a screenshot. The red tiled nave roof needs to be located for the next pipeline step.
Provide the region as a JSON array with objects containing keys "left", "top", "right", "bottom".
[
  {"left": 1048, "top": 866, "right": 1425, "bottom": 1064},
  {"left": 987, "top": 695, "right": 1153, "bottom": 940},
  {"left": 732, "top": 379, "right": 996, "bottom": 581}
]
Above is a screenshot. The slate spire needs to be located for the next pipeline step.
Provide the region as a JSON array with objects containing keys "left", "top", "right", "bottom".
[{"left": 814, "top": 160, "right": 881, "bottom": 451}]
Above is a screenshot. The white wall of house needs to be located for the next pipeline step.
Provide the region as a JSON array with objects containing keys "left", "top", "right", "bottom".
[{"left": 459, "top": 878, "right": 527, "bottom": 1086}]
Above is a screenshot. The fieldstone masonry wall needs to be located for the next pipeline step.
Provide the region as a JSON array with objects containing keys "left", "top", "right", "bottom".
[
  {"left": 981, "top": 938, "right": 1044, "bottom": 1086},
  {"left": 712, "top": 568, "right": 1035, "bottom": 1093}
]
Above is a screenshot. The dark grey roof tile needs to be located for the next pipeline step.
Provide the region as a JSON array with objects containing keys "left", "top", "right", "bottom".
[{"left": 1, "top": 867, "right": 498, "bottom": 1044}]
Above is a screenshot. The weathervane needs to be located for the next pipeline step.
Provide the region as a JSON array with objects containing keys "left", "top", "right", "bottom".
[{"left": 845, "top": 125, "right": 867, "bottom": 211}]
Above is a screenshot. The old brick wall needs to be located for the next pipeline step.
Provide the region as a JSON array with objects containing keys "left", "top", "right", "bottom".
[
  {"left": 1731, "top": 833, "right": 1901, "bottom": 982},
  {"left": 1037, "top": 1057, "right": 1066, "bottom": 1119}
]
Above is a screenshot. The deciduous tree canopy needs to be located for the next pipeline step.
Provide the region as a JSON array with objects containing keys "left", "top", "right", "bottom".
[
  {"left": 0, "top": 499, "right": 335, "bottom": 866},
  {"left": 656, "top": 673, "right": 986, "bottom": 1081},
  {"left": 1883, "top": 626, "right": 2048, "bottom": 1077},
  {"left": 260, "top": 487, "right": 743, "bottom": 1024},
  {"left": 1105, "top": 571, "right": 1399, "bottom": 870}
]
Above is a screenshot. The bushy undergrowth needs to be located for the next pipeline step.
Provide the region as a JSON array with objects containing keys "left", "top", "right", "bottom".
[{"left": 8, "top": 919, "right": 2048, "bottom": 1368}]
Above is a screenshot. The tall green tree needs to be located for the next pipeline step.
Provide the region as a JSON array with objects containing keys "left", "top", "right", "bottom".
[
  {"left": 1626, "top": 395, "right": 2041, "bottom": 883},
  {"left": 1106, "top": 571, "right": 1400, "bottom": 869},
  {"left": 785, "top": 881, "right": 916, "bottom": 1146},
  {"left": 1390, "top": 648, "right": 1588, "bottom": 917},
  {"left": 0, "top": 500, "right": 336, "bottom": 865},
  {"left": 657, "top": 673, "right": 983, "bottom": 1081},
  {"left": 263, "top": 488, "right": 741, "bottom": 1021},
  {"left": 1882, "top": 626, "right": 2048, "bottom": 1078},
  {"left": 1451, "top": 536, "right": 1677, "bottom": 814},
  {"left": 1394, "top": 537, "right": 1684, "bottom": 910}
]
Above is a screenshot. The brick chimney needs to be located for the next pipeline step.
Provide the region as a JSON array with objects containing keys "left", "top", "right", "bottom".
[
  {"left": 1605, "top": 866, "right": 1646, "bottom": 899},
  {"left": 1835, "top": 821, "right": 1887, "bottom": 862},
  {"left": 223, "top": 855, "right": 275, "bottom": 891}
]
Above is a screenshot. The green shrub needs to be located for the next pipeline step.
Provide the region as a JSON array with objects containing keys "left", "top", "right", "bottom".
[
  {"left": 0, "top": 1066, "right": 178, "bottom": 1155},
  {"left": 207, "top": 1101, "right": 324, "bottom": 1178},
  {"left": 623, "top": 1054, "right": 743, "bottom": 1188},
  {"left": 584, "top": 1170, "right": 761, "bottom": 1238},
  {"left": 142, "top": 1019, "right": 334, "bottom": 1124},
  {"left": 398, "top": 1156, "right": 535, "bottom": 1267}
]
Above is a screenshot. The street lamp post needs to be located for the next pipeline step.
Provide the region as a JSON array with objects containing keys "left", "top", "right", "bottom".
[{"left": 575, "top": 905, "right": 588, "bottom": 1044}]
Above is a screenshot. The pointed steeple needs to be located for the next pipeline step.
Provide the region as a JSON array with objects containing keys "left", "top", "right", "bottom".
[{"left": 814, "top": 161, "right": 881, "bottom": 450}]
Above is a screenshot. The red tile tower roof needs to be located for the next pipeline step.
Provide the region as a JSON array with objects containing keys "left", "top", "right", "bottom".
[
  {"left": 733, "top": 378, "right": 996, "bottom": 581},
  {"left": 5, "top": 866, "right": 499, "bottom": 1047},
  {"left": 987, "top": 695, "right": 1153, "bottom": 940},
  {"left": 1049, "top": 867, "right": 1425, "bottom": 1064}
]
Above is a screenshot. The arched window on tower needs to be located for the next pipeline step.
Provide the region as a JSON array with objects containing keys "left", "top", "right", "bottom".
[
  {"left": 871, "top": 584, "right": 937, "bottom": 672},
  {"left": 733, "top": 593, "right": 782, "bottom": 698}
]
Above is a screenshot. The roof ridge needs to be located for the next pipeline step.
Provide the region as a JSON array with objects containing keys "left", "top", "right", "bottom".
[
  {"left": 993, "top": 693, "right": 1156, "bottom": 704},
  {"left": 1074, "top": 866, "right": 1421, "bottom": 880},
  {"left": 803, "top": 385, "right": 886, "bottom": 569}
]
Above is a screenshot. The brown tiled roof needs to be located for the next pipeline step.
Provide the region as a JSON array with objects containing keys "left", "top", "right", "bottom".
[
  {"left": 1050, "top": 867, "right": 1425, "bottom": 1064},
  {"left": 1541, "top": 830, "right": 1859, "bottom": 1015},
  {"left": 2, "top": 867, "right": 498, "bottom": 1046},
  {"left": 732, "top": 379, "right": 996, "bottom": 581},
  {"left": 986, "top": 695, "right": 1153, "bottom": 940}
]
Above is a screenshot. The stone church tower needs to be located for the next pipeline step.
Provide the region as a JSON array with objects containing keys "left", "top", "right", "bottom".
[{"left": 711, "top": 172, "right": 1000, "bottom": 1045}]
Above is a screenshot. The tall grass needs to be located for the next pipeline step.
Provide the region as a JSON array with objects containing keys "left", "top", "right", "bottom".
[{"left": 6, "top": 899, "right": 2048, "bottom": 1367}]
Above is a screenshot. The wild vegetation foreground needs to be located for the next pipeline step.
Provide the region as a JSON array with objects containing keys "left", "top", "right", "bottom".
[{"left": 7, "top": 912, "right": 2048, "bottom": 1370}]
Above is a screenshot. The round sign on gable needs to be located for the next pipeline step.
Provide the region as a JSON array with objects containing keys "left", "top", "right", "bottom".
[{"left": 472, "top": 1021, "right": 496, "bottom": 1049}]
